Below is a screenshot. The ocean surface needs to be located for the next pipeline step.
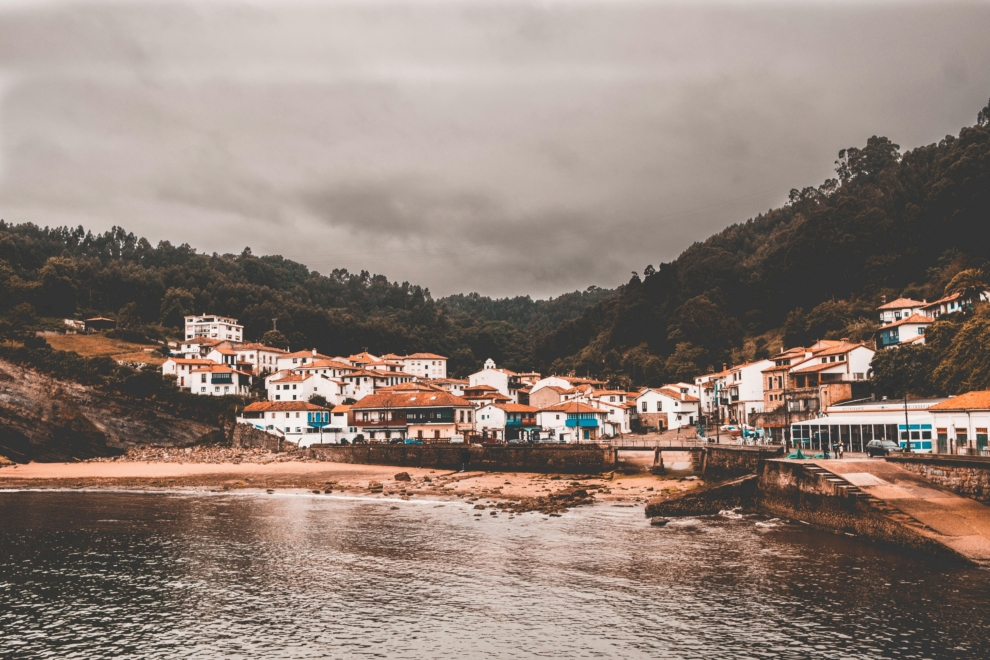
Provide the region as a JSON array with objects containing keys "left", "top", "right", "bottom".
[{"left": 2, "top": 490, "right": 989, "bottom": 659}]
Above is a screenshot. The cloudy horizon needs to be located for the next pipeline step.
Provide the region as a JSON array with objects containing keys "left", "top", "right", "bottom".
[{"left": 1, "top": 0, "right": 989, "bottom": 298}]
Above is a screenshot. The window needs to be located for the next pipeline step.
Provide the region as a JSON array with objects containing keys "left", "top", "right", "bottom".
[
  {"left": 641, "top": 402, "right": 647, "bottom": 413},
  {"left": 838, "top": 355, "right": 845, "bottom": 361},
  {"left": 201, "top": 374, "right": 207, "bottom": 383},
  {"left": 656, "top": 402, "right": 662, "bottom": 412}
]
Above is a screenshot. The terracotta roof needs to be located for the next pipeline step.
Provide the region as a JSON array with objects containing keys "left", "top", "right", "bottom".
[
  {"left": 344, "top": 368, "right": 414, "bottom": 380},
  {"left": 282, "top": 350, "right": 334, "bottom": 360},
  {"left": 539, "top": 401, "right": 607, "bottom": 414},
  {"left": 812, "top": 342, "right": 866, "bottom": 357},
  {"left": 928, "top": 391, "right": 990, "bottom": 411},
  {"left": 493, "top": 403, "right": 538, "bottom": 413},
  {"left": 351, "top": 391, "right": 474, "bottom": 409},
  {"left": 465, "top": 384, "right": 500, "bottom": 392},
  {"left": 210, "top": 347, "right": 238, "bottom": 355},
  {"left": 877, "top": 297, "right": 925, "bottom": 310},
  {"left": 331, "top": 404, "right": 351, "bottom": 413},
  {"left": 236, "top": 343, "right": 288, "bottom": 353},
  {"left": 189, "top": 364, "right": 252, "bottom": 376},
  {"left": 242, "top": 401, "right": 329, "bottom": 412},
  {"left": 923, "top": 292, "right": 964, "bottom": 308},
  {"left": 404, "top": 352, "right": 447, "bottom": 360},
  {"left": 268, "top": 374, "right": 307, "bottom": 383},
  {"left": 298, "top": 359, "right": 357, "bottom": 371},
  {"left": 658, "top": 387, "right": 700, "bottom": 402},
  {"left": 879, "top": 314, "right": 935, "bottom": 330},
  {"left": 165, "top": 358, "right": 215, "bottom": 365},
  {"left": 591, "top": 389, "right": 628, "bottom": 397},
  {"left": 791, "top": 360, "right": 847, "bottom": 374}
]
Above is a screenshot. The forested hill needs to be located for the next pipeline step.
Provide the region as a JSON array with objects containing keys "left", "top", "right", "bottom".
[
  {"left": 0, "top": 223, "right": 611, "bottom": 377},
  {"left": 534, "top": 102, "right": 990, "bottom": 386}
]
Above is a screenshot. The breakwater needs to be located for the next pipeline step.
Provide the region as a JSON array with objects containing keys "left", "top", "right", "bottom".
[{"left": 308, "top": 442, "right": 615, "bottom": 474}]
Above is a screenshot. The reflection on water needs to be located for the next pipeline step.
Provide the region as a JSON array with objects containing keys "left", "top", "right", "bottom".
[{"left": 2, "top": 491, "right": 989, "bottom": 659}]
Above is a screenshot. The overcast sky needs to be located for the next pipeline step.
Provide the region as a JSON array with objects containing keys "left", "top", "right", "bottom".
[{"left": 0, "top": 1, "right": 988, "bottom": 298}]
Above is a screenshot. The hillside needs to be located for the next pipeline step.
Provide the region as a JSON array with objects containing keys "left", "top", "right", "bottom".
[
  {"left": 534, "top": 102, "right": 990, "bottom": 386},
  {"left": 0, "top": 225, "right": 612, "bottom": 377}
]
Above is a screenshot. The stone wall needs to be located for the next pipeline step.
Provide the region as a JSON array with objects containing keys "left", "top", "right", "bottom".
[
  {"left": 645, "top": 475, "right": 757, "bottom": 517},
  {"left": 308, "top": 443, "right": 615, "bottom": 474},
  {"left": 636, "top": 412, "right": 667, "bottom": 431},
  {"left": 755, "top": 460, "right": 961, "bottom": 561},
  {"left": 232, "top": 424, "right": 297, "bottom": 452},
  {"left": 701, "top": 445, "right": 785, "bottom": 481},
  {"left": 886, "top": 455, "right": 990, "bottom": 503}
]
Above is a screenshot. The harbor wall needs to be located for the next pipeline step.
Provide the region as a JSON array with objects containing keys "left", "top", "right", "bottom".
[
  {"left": 307, "top": 443, "right": 615, "bottom": 474},
  {"left": 701, "top": 445, "right": 785, "bottom": 481},
  {"left": 886, "top": 455, "right": 990, "bottom": 503}
]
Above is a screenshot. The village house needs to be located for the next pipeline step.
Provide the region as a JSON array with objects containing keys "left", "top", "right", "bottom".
[
  {"left": 394, "top": 353, "right": 448, "bottom": 379},
  {"left": 876, "top": 314, "right": 935, "bottom": 349},
  {"left": 339, "top": 369, "right": 416, "bottom": 401},
  {"left": 188, "top": 364, "right": 252, "bottom": 396},
  {"left": 724, "top": 359, "right": 773, "bottom": 424},
  {"left": 922, "top": 289, "right": 990, "bottom": 318},
  {"left": 755, "top": 340, "right": 874, "bottom": 442},
  {"left": 580, "top": 389, "right": 635, "bottom": 434},
  {"left": 275, "top": 349, "right": 335, "bottom": 372},
  {"left": 877, "top": 297, "right": 927, "bottom": 324},
  {"left": 236, "top": 401, "right": 333, "bottom": 447},
  {"left": 266, "top": 372, "right": 346, "bottom": 405},
  {"left": 185, "top": 314, "right": 242, "bottom": 342},
  {"left": 349, "top": 390, "right": 476, "bottom": 442},
  {"left": 161, "top": 357, "right": 216, "bottom": 391},
  {"left": 426, "top": 378, "right": 468, "bottom": 396},
  {"left": 792, "top": 396, "right": 944, "bottom": 453},
  {"left": 234, "top": 343, "right": 287, "bottom": 375},
  {"left": 536, "top": 401, "right": 609, "bottom": 443},
  {"left": 634, "top": 387, "right": 700, "bottom": 431},
  {"left": 177, "top": 337, "right": 229, "bottom": 359},
  {"left": 528, "top": 385, "right": 581, "bottom": 410},
  {"left": 475, "top": 403, "right": 540, "bottom": 442},
  {"left": 468, "top": 359, "right": 534, "bottom": 404},
  {"left": 928, "top": 391, "right": 990, "bottom": 455}
]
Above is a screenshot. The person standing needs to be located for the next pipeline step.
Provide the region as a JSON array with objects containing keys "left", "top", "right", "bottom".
[
  {"left": 822, "top": 435, "right": 830, "bottom": 459},
  {"left": 838, "top": 441, "right": 845, "bottom": 459}
]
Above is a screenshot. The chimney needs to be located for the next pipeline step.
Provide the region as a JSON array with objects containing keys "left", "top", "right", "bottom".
[
  {"left": 722, "top": 362, "right": 727, "bottom": 372},
  {"left": 681, "top": 392, "right": 685, "bottom": 401},
  {"left": 312, "top": 348, "right": 317, "bottom": 356}
]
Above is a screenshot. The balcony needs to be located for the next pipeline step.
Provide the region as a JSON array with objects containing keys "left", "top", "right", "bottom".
[
  {"left": 506, "top": 416, "right": 537, "bottom": 427},
  {"left": 566, "top": 418, "right": 600, "bottom": 428}
]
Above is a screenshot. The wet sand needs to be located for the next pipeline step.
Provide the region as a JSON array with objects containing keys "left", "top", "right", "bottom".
[{"left": 0, "top": 454, "right": 701, "bottom": 512}]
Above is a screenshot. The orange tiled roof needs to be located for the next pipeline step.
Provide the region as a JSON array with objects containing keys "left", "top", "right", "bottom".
[
  {"left": 351, "top": 390, "right": 474, "bottom": 409},
  {"left": 877, "top": 297, "right": 925, "bottom": 310},
  {"left": 928, "top": 391, "right": 990, "bottom": 411},
  {"left": 242, "top": 401, "right": 329, "bottom": 412},
  {"left": 539, "top": 401, "right": 606, "bottom": 414},
  {"left": 405, "top": 352, "right": 447, "bottom": 360},
  {"left": 879, "top": 314, "right": 934, "bottom": 330},
  {"left": 493, "top": 403, "right": 538, "bottom": 413},
  {"left": 658, "top": 387, "right": 700, "bottom": 402}
]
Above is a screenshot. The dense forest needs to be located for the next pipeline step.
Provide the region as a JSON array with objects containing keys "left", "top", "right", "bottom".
[
  {"left": 0, "top": 222, "right": 611, "bottom": 376},
  {"left": 1, "top": 99, "right": 989, "bottom": 391}
]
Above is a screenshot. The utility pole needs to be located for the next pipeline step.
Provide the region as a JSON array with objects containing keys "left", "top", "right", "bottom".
[
  {"left": 903, "top": 393, "right": 910, "bottom": 453},
  {"left": 272, "top": 318, "right": 278, "bottom": 331},
  {"left": 783, "top": 374, "right": 790, "bottom": 452}
]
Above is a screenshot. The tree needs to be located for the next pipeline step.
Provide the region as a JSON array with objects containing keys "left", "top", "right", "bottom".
[
  {"left": 835, "top": 135, "right": 900, "bottom": 183},
  {"left": 979, "top": 97, "right": 990, "bottom": 127},
  {"left": 943, "top": 268, "right": 988, "bottom": 298},
  {"left": 159, "top": 287, "right": 195, "bottom": 328},
  {"left": 870, "top": 344, "right": 935, "bottom": 398},
  {"left": 262, "top": 329, "right": 290, "bottom": 350},
  {"left": 117, "top": 302, "right": 143, "bottom": 330},
  {"left": 309, "top": 394, "right": 328, "bottom": 407}
]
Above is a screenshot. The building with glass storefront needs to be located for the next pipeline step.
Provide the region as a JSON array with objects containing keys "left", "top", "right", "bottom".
[{"left": 789, "top": 397, "right": 947, "bottom": 453}]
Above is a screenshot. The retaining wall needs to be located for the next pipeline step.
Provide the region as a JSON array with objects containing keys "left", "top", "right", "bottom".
[
  {"left": 232, "top": 424, "right": 296, "bottom": 452},
  {"left": 702, "top": 444, "right": 785, "bottom": 481},
  {"left": 308, "top": 443, "right": 615, "bottom": 474},
  {"left": 887, "top": 455, "right": 990, "bottom": 503}
]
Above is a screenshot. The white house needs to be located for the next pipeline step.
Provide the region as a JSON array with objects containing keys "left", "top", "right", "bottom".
[
  {"left": 581, "top": 389, "right": 634, "bottom": 435},
  {"left": 725, "top": 359, "right": 773, "bottom": 424},
  {"left": 188, "top": 364, "right": 252, "bottom": 396},
  {"left": 922, "top": 289, "right": 990, "bottom": 319},
  {"left": 929, "top": 391, "right": 990, "bottom": 455},
  {"left": 876, "top": 314, "right": 935, "bottom": 349},
  {"left": 429, "top": 378, "right": 468, "bottom": 396},
  {"left": 294, "top": 359, "right": 359, "bottom": 380},
  {"left": 635, "top": 387, "right": 700, "bottom": 431},
  {"left": 469, "top": 359, "right": 524, "bottom": 402},
  {"left": 275, "top": 349, "right": 336, "bottom": 372},
  {"left": 162, "top": 358, "right": 216, "bottom": 390},
  {"left": 205, "top": 346, "right": 240, "bottom": 367},
  {"left": 267, "top": 372, "right": 346, "bottom": 405},
  {"left": 234, "top": 343, "right": 287, "bottom": 375},
  {"left": 476, "top": 403, "right": 539, "bottom": 442},
  {"left": 185, "top": 314, "right": 243, "bottom": 342},
  {"left": 536, "top": 401, "right": 609, "bottom": 443},
  {"left": 877, "top": 298, "right": 927, "bottom": 325},
  {"left": 236, "top": 401, "right": 335, "bottom": 448},
  {"left": 340, "top": 369, "right": 416, "bottom": 401},
  {"left": 396, "top": 353, "right": 448, "bottom": 379}
]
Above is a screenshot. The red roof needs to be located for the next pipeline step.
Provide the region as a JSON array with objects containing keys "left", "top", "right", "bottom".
[
  {"left": 236, "top": 343, "right": 288, "bottom": 353},
  {"left": 539, "top": 401, "right": 606, "bottom": 414},
  {"left": 880, "top": 314, "right": 934, "bottom": 330},
  {"left": 242, "top": 401, "right": 329, "bottom": 412},
  {"left": 877, "top": 297, "right": 925, "bottom": 310},
  {"left": 350, "top": 390, "right": 474, "bottom": 409},
  {"left": 658, "top": 387, "right": 700, "bottom": 403},
  {"left": 405, "top": 352, "right": 448, "bottom": 360},
  {"left": 928, "top": 391, "right": 990, "bottom": 411},
  {"left": 492, "top": 403, "right": 538, "bottom": 413}
]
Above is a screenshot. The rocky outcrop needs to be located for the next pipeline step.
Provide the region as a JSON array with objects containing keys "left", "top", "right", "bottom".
[
  {"left": 645, "top": 475, "right": 757, "bottom": 517},
  {"left": 0, "top": 359, "right": 214, "bottom": 462}
]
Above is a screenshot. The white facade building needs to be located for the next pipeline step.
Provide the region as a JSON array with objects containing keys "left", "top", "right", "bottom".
[
  {"left": 267, "top": 372, "right": 346, "bottom": 405},
  {"left": 236, "top": 401, "right": 336, "bottom": 448},
  {"left": 929, "top": 391, "right": 990, "bottom": 455},
  {"left": 725, "top": 359, "right": 773, "bottom": 424},
  {"left": 185, "top": 315, "right": 243, "bottom": 342},
  {"left": 188, "top": 364, "right": 252, "bottom": 396},
  {"left": 877, "top": 298, "right": 926, "bottom": 325},
  {"left": 635, "top": 387, "right": 700, "bottom": 430}
]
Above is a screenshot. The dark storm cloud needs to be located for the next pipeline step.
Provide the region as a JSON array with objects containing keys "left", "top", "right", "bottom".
[{"left": 0, "top": 1, "right": 989, "bottom": 297}]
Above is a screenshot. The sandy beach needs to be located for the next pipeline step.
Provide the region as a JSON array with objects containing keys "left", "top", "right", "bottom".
[{"left": 0, "top": 449, "right": 700, "bottom": 514}]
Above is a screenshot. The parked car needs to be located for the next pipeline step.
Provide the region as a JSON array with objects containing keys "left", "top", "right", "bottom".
[
  {"left": 404, "top": 438, "right": 423, "bottom": 445},
  {"left": 866, "top": 440, "right": 900, "bottom": 457}
]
